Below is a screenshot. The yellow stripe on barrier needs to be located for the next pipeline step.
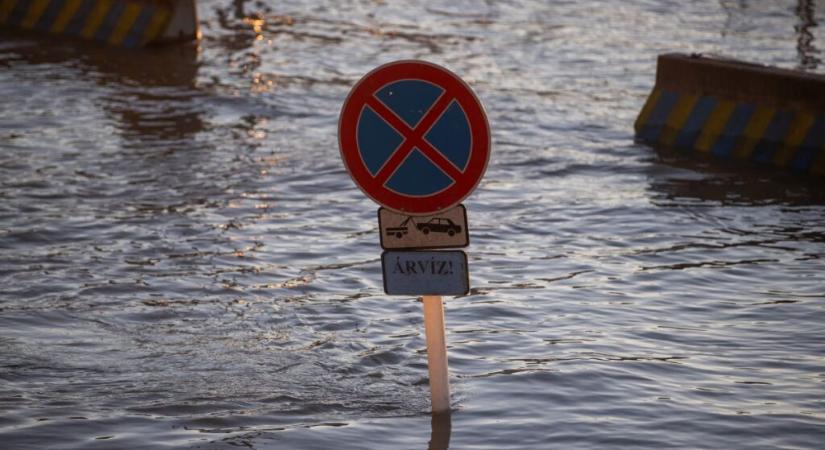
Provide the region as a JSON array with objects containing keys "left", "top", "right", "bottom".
[
  {"left": 694, "top": 99, "right": 736, "bottom": 153},
  {"left": 659, "top": 93, "right": 698, "bottom": 147},
  {"left": 732, "top": 106, "right": 774, "bottom": 159},
  {"left": 140, "top": 6, "right": 170, "bottom": 45},
  {"left": 773, "top": 112, "right": 815, "bottom": 167},
  {"left": 0, "top": 0, "right": 17, "bottom": 23},
  {"left": 634, "top": 88, "right": 661, "bottom": 135},
  {"left": 51, "top": 0, "right": 82, "bottom": 34},
  {"left": 20, "top": 0, "right": 50, "bottom": 28},
  {"left": 107, "top": 1, "right": 140, "bottom": 45},
  {"left": 79, "top": 0, "right": 112, "bottom": 40}
]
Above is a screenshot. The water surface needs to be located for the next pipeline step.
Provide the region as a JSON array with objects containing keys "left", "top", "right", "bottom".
[{"left": 1, "top": 1, "right": 825, "bottom": 448}]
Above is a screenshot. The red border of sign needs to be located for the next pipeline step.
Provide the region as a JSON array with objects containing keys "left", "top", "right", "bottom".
[{"left": 339, "top": 60, "right": 490, "bottom": 215}]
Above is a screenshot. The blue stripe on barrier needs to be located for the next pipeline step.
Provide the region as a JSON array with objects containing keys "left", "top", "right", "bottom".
[
  {"left": 34, "top": 0, "right": 67, "bottom": 32},
  {"left": 711, "top": 103, "right": 755, "bottom": 158},
  {"left": 121, "top": 5, "right": 153, "bottom": 48},
  {"left": 64, "top": 0, "right": 96, "bottom": 36},
  {"left": 94, "top": 0, "right": 124, "bottom": 42},
  {"left": 790, "top": 115, "right": 825, "bottom": 172},
  {"left": 637, "top": 90, "right": 679, "bottom": 143},
  {"left": 6, "top": 0, "right": 30, "bottom": 26},
  {"left": 752, "top": 110, "right": 794, "bottom": 163},
  {"left": 674, "top": 96, "right": 717, "bottom": 150}
]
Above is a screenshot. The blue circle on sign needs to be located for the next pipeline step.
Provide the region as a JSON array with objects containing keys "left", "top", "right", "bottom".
[{"left": 356, "top": 79, "right": 472, "bottom": 197}]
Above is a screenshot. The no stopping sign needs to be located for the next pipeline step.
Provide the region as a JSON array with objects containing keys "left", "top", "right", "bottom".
[{"left": 338, "top": 60, "right": 490, "bottom": 215}]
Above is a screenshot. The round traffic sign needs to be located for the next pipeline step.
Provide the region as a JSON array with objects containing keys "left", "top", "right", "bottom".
[{"left": 339, "top": 60, "right": 490, "bottom": 215}]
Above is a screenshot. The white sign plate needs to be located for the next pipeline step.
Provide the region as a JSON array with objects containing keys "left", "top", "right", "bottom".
[
  {"left": 381, "top": 251, "right": 469, "bottom": 296},
  {"left": 378, "top": 204, "right": 469, "bottom": 250}
]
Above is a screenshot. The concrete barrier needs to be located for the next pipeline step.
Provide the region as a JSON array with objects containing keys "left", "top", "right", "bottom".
[
  {"left": 0, "top": 0, "right": 197, "bottom": 47},
  {"left": 635, "top": 53, "right": 825, "bottom": 176}
]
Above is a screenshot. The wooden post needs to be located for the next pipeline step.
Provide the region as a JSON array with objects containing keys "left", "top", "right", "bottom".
[{"left": 422, "top": 295, "right": 450, "bottom": 414}]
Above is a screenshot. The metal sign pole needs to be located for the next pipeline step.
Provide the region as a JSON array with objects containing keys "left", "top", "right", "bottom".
[{"left": 422, "top": 295, "right": 450, "bottom": 414}]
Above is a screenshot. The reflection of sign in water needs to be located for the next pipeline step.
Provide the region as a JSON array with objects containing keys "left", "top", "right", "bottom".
[
  {"left": 378, "top": 205, "right": 468, "bottom": 250},
  {"left": 339, "top": 60, "right": 490, "bottom": 215},
  {"left": 382, "top": 251, "right": 469, "bottom": 296}
]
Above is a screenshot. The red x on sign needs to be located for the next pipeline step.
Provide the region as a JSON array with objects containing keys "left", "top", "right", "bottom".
[
  {"left": 364, "top": 93, "right": 465, "bottom": 187},
  {"left": 339, "top": 60, "right": 490, "bottom": 215}
]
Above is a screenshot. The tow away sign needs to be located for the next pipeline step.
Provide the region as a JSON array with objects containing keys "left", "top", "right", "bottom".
[{"left": 379, "top": 204, "right": 468, "bottom": 250}]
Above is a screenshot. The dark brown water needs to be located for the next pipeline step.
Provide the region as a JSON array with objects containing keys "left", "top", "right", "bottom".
[{"left": 2, "top": 1, "right": 825, "bottom": 448}]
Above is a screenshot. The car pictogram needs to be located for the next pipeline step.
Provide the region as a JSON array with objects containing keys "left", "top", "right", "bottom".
[{"left": 417, "top": 218, "right": 462, "bottom": 236}]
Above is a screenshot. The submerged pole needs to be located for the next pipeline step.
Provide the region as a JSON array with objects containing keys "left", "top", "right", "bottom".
[{"left": 422, "top": 295, "right": 450, "bottom": 414}]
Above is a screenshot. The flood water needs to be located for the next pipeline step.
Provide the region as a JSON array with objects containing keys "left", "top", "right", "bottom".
[{"left": 2, "top": 1, "right": 825, "bottom": 448}]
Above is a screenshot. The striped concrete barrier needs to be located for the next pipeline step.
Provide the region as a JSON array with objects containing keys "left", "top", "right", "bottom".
[
  {"left": 0, "top": 0, "right": 197, "bottom": 47},
  {"left": 635, "top": 53, "right": 825, "bottom": 176}
]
